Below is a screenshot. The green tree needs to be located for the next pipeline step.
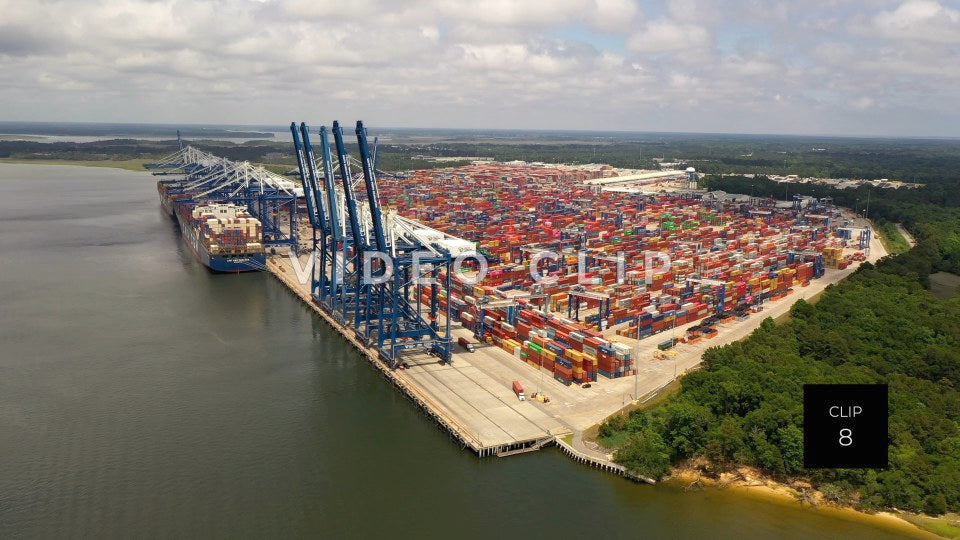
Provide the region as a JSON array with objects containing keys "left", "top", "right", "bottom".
[
  {"left": 614, "top": 430, "right": 671, "bottom": 480},
  {"left": 705, "top": 417, "right": 746, "bottom": 466},
  {"left": 777, "top": 424, "right": 804, "bottom": 475},
  {"left": 660, "top": 401, "right": 714, "bottom": 460}
]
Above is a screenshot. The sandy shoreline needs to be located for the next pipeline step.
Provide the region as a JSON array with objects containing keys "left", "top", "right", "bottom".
[{"left": 667, "top": 467, "right": 945, "bottom": 539}]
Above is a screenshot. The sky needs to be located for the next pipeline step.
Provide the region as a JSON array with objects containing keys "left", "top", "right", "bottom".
[{"left": 1, "top": 0, "right": 959, "bottom": 136}]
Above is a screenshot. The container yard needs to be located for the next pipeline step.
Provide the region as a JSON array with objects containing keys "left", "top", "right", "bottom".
[{"left": 148, "top": 122, "right": 886, "bottom": 459}]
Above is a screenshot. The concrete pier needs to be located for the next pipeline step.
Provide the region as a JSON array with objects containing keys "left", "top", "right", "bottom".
[{"left": 266, "top": 256, "right": 567, "bottom": 456}]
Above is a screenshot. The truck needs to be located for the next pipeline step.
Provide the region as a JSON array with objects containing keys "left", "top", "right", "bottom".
[
  {"left": 457, "top": 336, "right": 475, "bottom": 352},
  {"left": 512, "top": 380, "right": 525, "bottom": 401}
]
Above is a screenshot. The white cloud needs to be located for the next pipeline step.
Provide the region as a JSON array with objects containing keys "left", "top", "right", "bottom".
[
  {"left": 850, "top": 96, "right": 875, "bottom": 110},
  {"left": 0, "top": 0, "right": 958, "bottom": 135},
  {"left": 626, "top": 18, "right": 710, "bottom": 53},
  {"left": 420, "top": 25, "right": 440, "bottom": 43},
  {"left": 456, "top": 43, "right": 577, "bottom": 75},
  {"left": 588, "top": 0, "right": 641, "bottom": 32},
  {"left": 666, "top": 0, "right": 722, "bottom": 21},
  {"left": 872, "top": 0, "right": 960, "bottom": 43}
]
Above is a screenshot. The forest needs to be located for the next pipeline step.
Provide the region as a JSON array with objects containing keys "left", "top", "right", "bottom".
[
  {"left": 601, "top": 172, "right": 960, "bottom": 516},
  {"left": 6, "top": 130, "right": 960, "bottom": 183}
]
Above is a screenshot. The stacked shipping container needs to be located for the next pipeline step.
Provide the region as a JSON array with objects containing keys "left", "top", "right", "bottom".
[{"left": 362, "top": 163, "right": 855, "bottom": 381}]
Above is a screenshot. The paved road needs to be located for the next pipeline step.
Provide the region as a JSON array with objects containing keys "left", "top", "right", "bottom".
[{"left": 896, "top": 223, "right": 917, "bottom": 247}]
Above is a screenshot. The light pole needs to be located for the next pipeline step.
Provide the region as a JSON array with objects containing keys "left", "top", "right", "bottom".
[{"left": 538, "top": 355, "right": 544, "bottom": 397}]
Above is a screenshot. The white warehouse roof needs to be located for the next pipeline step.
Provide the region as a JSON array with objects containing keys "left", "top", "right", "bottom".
[{"left": 582, "top": 170, "right": 687, "bottom": 186}]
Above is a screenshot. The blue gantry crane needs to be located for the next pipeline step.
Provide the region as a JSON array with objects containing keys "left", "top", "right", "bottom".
[
  {"left": 146, "top": 143, "right": 300, "bottom": 252},
  {"left": 290, "top": 122, "right": 325, "bottom": 299},
  {"left": 567, "top": 286, "right": 611, "bottom": 330},
  {"left": 289, "top": 120, "right": 477, "bottom": 367},
  {"left": 787, "top": 250, "right": 825, "bottom": 278},
  {"left": 685, "top": 277, "right": 727, "bottom": 316}
]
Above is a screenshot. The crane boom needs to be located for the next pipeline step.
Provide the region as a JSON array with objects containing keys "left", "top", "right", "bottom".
[
  {"left": 355, "top": 121, "right": 388, "bottom": 253},
  {"left": 299, "top": 123, "right": 329, "bottom": 234},
  {"left": 290, "top": 122, "right": 321, "bottom": 230},
  {"left": 332, "top": 121, "right": 365, "bottom": 252},
  {"left": 318, "top": 126, "right": 341, "bottom": 242}
]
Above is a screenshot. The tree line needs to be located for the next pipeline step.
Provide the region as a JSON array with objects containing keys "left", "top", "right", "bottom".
[{"left": 602, "top": 174, "right": 960, "bottom": 516}]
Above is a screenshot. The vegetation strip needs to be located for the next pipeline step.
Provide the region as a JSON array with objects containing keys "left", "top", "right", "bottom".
[{"left": 599, "top": 173, "right": 960, "bottom": 534}]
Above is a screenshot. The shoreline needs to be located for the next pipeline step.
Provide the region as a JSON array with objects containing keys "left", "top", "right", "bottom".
[
  {"left": 0, "top": 158, "right": 293, "bottom": 175},
  {"left": 665, "top": 466, "right": 952, "bottom": 539},
  {"left": 0, "top": 158, "right": 153, "bottom": 172}
]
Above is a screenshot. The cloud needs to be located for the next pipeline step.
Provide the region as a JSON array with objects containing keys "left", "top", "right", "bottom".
[
  {"left": 588, "top": 0, "right": 642, "bottom": 32},
  {"left": 0, "top": 24, "right": 58, "bottom": 56},
  {"left": 872, "top": 0, "right": 960, "bottom": 43},
  {"left": 626, "top": 18, "right": 711, "bottom": 53},
  {"left": 0, "top": 0, "right": 957, "bottom": 135},
  {"left": 456, "top": 43, "right": 577, "bottom": 75},
  {"left": 850, "top": 96, "right": 875, "bottom": 110}
]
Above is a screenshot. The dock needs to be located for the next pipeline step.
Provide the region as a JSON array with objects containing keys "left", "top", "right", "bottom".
[
  {"left": 266, "top": 256, "right": 569, "bottom": 457},
  {"left": 264, "top": 229, "right": 882, "bottom": 463},
  {"left": 147, "top": 142, "right": 886, "bottom": 479}
]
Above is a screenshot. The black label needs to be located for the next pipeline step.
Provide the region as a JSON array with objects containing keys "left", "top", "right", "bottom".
[{"left": 803, "top": 384, "right": 888, "bottom": 469}]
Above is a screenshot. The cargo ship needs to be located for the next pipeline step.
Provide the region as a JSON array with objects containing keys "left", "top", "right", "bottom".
[
  {"left": 158, "top": 181, "right": 266, "bottom": 272},
  {"left": 176, "top": 202, "right": 266, "bottom": 272},
  {"left": 157, "top": 180, "right": 185, "bottom": 216}
]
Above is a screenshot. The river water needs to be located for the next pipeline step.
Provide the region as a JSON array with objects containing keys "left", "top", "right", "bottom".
[{"left": 0, "top": 164, "right": 924, "bottom": 539}]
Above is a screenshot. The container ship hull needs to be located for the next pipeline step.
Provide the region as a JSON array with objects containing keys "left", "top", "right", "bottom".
[
  {"left": 157, "top": 181, "right": 181, "bottom": 216},
  {"left": 177, "top": 214, "right": 265, "bottom": 273}
]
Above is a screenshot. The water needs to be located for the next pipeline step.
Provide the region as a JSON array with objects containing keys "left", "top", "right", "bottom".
[{"left": 0, "top": 164, "right": 924, "bottom": 539}]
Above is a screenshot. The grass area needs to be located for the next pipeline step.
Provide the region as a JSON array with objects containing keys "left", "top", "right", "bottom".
[
  {"left": 929, "top": 271, "right": 960, "bottom": 299},
  {"left": 900, "top": 512, "right": 960, "bottom": 539},
  {"left": 874, "top": 220, "right": 912, "bottom": 255},
  {"left": 772, "top": 289, "right": 827, "bottom": 325},
  {"left": 0, "top": 158, "right": 153, "bottom": 172},
  {"left": 598, "top": 431, "right": 632, "bottom": 450},
  {"left": 594, "top": 378, "right": 684, "bottom": 450},
  {"left": 559, "top": 434, "right": 573, "bottom": 446},
  {"left": 259, "top": 163, "right": 296, "bottom": 176}
]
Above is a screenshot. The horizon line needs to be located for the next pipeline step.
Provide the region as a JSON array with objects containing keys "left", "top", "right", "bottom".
[{"left": 0, "top": 119, "right": 958, "bottom": 141}]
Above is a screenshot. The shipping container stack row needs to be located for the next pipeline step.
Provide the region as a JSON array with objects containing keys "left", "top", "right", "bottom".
[
  {"left": 192, "top": 205, "right": 265, "bottom": 255},
  {"left": 433, "top": 275, "right": 636, "bottom": 383},
  {"left": 370, "top": 162, "right": 855, "bottom": 366}
]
